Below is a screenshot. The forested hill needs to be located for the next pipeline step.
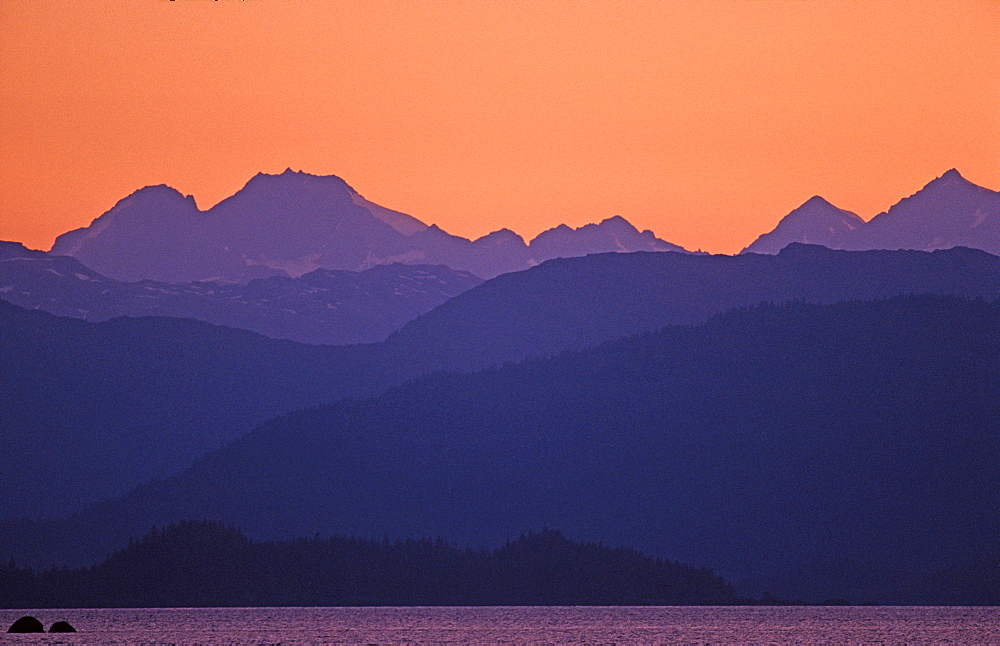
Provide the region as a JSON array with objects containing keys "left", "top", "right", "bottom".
[
  {"left": 383, "top": 244, "right": 1000, "bottom": 372},
  {"left": 0, "top": 521, "right": 740, "bottom": 608}
]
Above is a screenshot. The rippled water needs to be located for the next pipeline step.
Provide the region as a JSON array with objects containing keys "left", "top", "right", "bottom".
[{"left": 2, "top": 606, "right": 999, "bottom": 644}]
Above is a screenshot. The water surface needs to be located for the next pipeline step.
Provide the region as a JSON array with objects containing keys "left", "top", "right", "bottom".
[{"left": 2, "top": 606, "right": 998, "bottom": 644}]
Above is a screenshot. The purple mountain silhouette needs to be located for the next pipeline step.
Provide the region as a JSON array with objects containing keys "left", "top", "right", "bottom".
[
  {"left": 51, "top": 169, "right": 690, "bottom": 282},
  {"left": 52, "top": 172, "right": 413, "bottom": 283},
  {"left": 843, "top": 169, "right": 1000, "bottom": 252},
  {"left": 529, "top": 215, "right": 687, "bottom": 260},
  {"left": 743, "top": 170, "right": 1000, "bottom": 255},
  {"left": 742, "top": 196, "right": 864, "bottom": 255}
]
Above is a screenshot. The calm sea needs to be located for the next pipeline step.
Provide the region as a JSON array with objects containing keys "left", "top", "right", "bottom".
[{"left": 2, "top": 606, "right": 999, "bottom": 644}]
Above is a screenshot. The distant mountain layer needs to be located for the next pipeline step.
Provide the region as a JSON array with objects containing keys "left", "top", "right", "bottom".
[
  {"left": 8, "top": 295, "right": 998, "bottom": 606},
  {"left": 744, "top": 169, "right": 1000, "bottom": 255},
  {"left": 50, "top": 169, "right": 688, "bottom": 282},
  {"left": 5, "top": 244, "right": 1000, "bottom": 523},
  {"left": 0, "top": 242, "right": 481, "bottom": 345}
]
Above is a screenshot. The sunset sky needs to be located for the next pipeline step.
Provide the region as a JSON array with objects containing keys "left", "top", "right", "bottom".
[{"left": 1, "top": 0, "right": 997, "bottom": 255}]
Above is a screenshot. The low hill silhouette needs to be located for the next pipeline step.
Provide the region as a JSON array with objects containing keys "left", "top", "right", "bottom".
[
  {"left": 0, "top": 521, "right": 739, "bottom": 608},
  {"left": 0, "top": 301, "right": 382, "bottom": 519}
]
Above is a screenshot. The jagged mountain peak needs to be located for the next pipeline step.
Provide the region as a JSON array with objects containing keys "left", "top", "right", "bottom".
[
  {"left": 906, "top": 168, "right": 986, "bottom": 199},
  {"left": 250, "top": 167, "right": 350, "bottom": 184},
  {"left": 416, "top": 223, "right": 451, "bottom": 237},
  {"left": 474, "top": 228, "right": 527, "bottom": 247},
  {"left": 529, "top": 215, "right": 639, "bottom": 243},
  {"left": 744, "top": 170, "right": 1000, "bottom": 256},
  {"left": 845, "top": 169, "right": 1000, "bottom": 253},
  {"left": 50, "top": 184, "right": 200, "bottom": 259},
  {"left": 789, "top": 195, "right": 860, "bottom": 219},
  {"left": 932, "top": 168, "right": 971, "bottom": 185},
  {"left": 527, "top": 214, "right": 685, "bottom": 257},
  {"left": 120, "top": 184, "right": 195, "bottom": 206},
  {"left": 871, "top": 169, "right": 992, "bottom": 218},
  {"left": 799, "top": 195, "right": 839, "bottom": 209},
  {"left": 598, "top": 214, "right": 637, "bottom": 229},
  {"left": 233, "top": 170, "right": 428, "bottom": 237},
  {"left": 741, "top": 195, "right": 863, "bottom": 255}
]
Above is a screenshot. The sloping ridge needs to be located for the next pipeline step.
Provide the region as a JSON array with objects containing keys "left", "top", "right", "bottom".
[{"left": 384, "top": 243, "right": 1000, "bottom": 373}]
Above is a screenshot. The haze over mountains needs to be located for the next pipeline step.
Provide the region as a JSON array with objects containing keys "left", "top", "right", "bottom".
[
  {"left": 0, "top": 241, "right": 481, "bottom": 345},
  {"left": 40, "top": 168, "right": 1000, "bottom": 287},
  {"left": 382, "top": 243, "right": 1000, "bottom": 372},
  {"left": 12, "top": 167, "right": 1000, "bottom": 350},
  {"left": 0, "top": 301, "right": 379, "bottom": 519}
]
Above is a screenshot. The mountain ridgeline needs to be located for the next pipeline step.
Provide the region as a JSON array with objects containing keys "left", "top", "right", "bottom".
[
  {"left": 49, "top": 169, "right": 687, "bottom": 283},
  {"left": 0, "top": 521, "right": 739, "bottom": 608},
  {"left": 6, "top": 294, "right": 1000, "bottom": 605},
  {"left": 382, "top": 243, "right": 1000, "bottom": 371}
]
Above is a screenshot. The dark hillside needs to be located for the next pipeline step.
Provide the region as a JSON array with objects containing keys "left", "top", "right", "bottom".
[
  {"left": 385, "top": 244, "right": 1000, "bottom": 371},
  {"left": 0, "top": 521, "right": 739, "bottom": 608},
  {"left": 0, "top": 302, "right": 377, "bottom": 519}
]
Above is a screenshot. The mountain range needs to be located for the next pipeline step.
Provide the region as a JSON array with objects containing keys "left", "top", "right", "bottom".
[
  {"left": 4, "top": 167, "right": 1000, "bottom": 606},
  {"left": 743, "top": 169, "right": 1000, "bottom": 255},
  {"left": 381, "top": 243, "right": 1000, "bottom": 372},
  {"left": 41, "top": 168, "right": 1000, "bottom": 286},
  {"left": 8, "top": 167, "right": 997, "bottom": 351},
  {"left": 50, "top": 169, "right": 687, "bottom": 283}
]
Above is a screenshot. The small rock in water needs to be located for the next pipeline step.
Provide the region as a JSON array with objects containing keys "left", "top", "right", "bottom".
[
  {"left": 49, "top": 620, "right": 77, "bottom": 633},
  {"left": 7, "top": 616, "right": 44, "bottom": 632}
]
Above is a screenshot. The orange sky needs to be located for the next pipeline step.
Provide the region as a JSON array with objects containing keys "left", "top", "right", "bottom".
[{"left": 1, "top": 0, "right": 998, "bottom": 255}]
